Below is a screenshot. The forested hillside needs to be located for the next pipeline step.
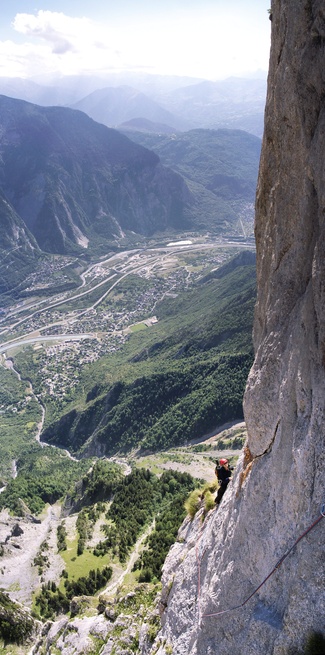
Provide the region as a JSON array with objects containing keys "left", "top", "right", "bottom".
[
  {"left": 41, "top": 252, "right": 255, "bottom": 456},
  {"left": 120, "top": 128, "right": 260, "bottom": 203},
  {"left": 120, "top": 127, "right": 261, "bottom": 235}
]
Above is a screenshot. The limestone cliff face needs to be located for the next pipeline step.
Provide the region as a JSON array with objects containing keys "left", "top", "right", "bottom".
[{"left": 153, "top": 2, "right": 325, "bottom": 654}]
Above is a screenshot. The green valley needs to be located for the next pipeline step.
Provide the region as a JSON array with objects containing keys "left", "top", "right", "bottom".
[
  {"left": 3, "top": 245, "right": 255, "bottom": 461},
  {"left": 0, "top": 236, "right": 255, "bottom": 651},
  {"left": 0, "top": 239, "right": 254, "bottom": 515}
]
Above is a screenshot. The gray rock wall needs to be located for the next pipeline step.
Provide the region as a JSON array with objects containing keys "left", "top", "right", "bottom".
[{"left": 154, "top": 2, "right": 325, "bottom": 653}]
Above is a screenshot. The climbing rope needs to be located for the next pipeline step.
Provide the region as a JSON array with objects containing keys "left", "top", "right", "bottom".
[{"left": 197, "top": 502, "right": 324, "bottom": 620}]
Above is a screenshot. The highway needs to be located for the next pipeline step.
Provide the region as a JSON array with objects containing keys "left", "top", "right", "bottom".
[
  {"left": 0, "top": 333, "right": 96, "bottom": 354},
  {"left": 0, "top": 239, "right": 254, "bottom": 355}
]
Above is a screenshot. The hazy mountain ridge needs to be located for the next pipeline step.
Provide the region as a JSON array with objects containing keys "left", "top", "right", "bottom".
[
  {"left": 0, "top": 72, "right": 203, "bottom": 107},
  {"left": 119, "top": 127, "right": 261, "bottom": 236},
  {"left": 0, "top": 95, "right": 260, "bottom": 296},
  {"left": 70, "top": 77, "right": 266, "bottom": 137},
  {"left": 70, "top": 85, "right": 190, "bottom": 131},
  {"left": 119, "top": 117, "right": 180, "bottom": 134},
  {"left": 0, "top": 95, "right": 194, "bottom": 256},
  {"left": 120, "top": 127, "right": 261, "bottom": 203},
  {"left": 156, "top": 76, "right": 267, "bottom": 136},
  {"left": 0, "top": 73, "right": 266, "bottom": 137}
]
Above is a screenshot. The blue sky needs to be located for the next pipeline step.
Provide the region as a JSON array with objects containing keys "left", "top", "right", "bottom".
[{"left": 0, "top": 0, "right": 271, "bottom": 80}]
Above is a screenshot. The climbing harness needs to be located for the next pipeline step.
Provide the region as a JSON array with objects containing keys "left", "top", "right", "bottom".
[{"left": 195, "top": 502, "right": 324, "bottom": 620}]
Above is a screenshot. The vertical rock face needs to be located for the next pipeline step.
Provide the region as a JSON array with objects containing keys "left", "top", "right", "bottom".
[{"left": 154, "top": 2, "right": 325, "bottom": 654}]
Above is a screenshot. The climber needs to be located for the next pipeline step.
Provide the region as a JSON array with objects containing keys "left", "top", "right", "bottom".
[{"left": 215, "top": 458, "right": 232, "bottom": 506}]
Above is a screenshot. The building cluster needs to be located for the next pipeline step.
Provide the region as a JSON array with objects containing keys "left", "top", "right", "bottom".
[{"left": 2, "top": 245, "right": 242, "bottom": 408}]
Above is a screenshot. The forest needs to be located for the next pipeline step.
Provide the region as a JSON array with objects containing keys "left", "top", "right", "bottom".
[
  {"left": 94, "top": 468, "right": 196, "bottom": 564},
  {"left": 32, "top": 467, "right": 197, "bottom": 620},
  {"left": 41, "top": 255, "right": 256, "bottom": 457}
]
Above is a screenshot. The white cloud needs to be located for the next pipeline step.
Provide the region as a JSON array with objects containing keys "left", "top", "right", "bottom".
[
  {"left": 0, "top": 40, "right": 50, "bottom": 78},
  {"left": 0, "top": 7, "right": 270, "bottom": 80},
  {"left": 13, "top": 11, "right": 96, "bottom": 55},
  {"left": 4, "top": 11, "right": 126, "bottom": 77}
]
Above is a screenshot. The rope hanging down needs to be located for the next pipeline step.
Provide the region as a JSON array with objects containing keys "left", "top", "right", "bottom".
[{"left": 200, "top": 503, "right": 325, "bottom": 620}]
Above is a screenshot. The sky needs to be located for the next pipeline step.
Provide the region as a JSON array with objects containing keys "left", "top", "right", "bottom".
[{"left": 0, "top": 0, "right": 271, "bottom": 82}]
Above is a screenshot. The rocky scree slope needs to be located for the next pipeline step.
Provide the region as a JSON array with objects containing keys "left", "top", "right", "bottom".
[
  {"left": 151, "top": 2, "right": 325, "bottom": 654},
  {"left": 0, "top": 188, "right": 42, "bottom": 294}
]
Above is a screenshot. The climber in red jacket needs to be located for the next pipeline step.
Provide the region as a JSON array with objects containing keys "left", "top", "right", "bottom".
[{"left": 215, "top": 458, "right": 232, "bottom": 506}]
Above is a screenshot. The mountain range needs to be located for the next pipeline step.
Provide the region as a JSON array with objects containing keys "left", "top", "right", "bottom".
[
  {"left": 118, "top": 126, "right": 261, "bottom": 218},
  {"left": 71, "top": 85, "right": 189, "bottom": 131},
  {"left": 70, "top": 77, "right": 266, "bottom": 137},
  {"left": 0, "top": 73, "right": 266, "bottom": 137},
  {"left": 0, "top": 94, "right": 260, "bottom": 296},
  {"left": 156, "top": 76, "right": 267, "bottom": 136},
  {"left": 0, "top": 72, "right": 202, "bottom": 108},
  {"left": 0, "top": 94, "right": 193, "bottom": 258}
]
